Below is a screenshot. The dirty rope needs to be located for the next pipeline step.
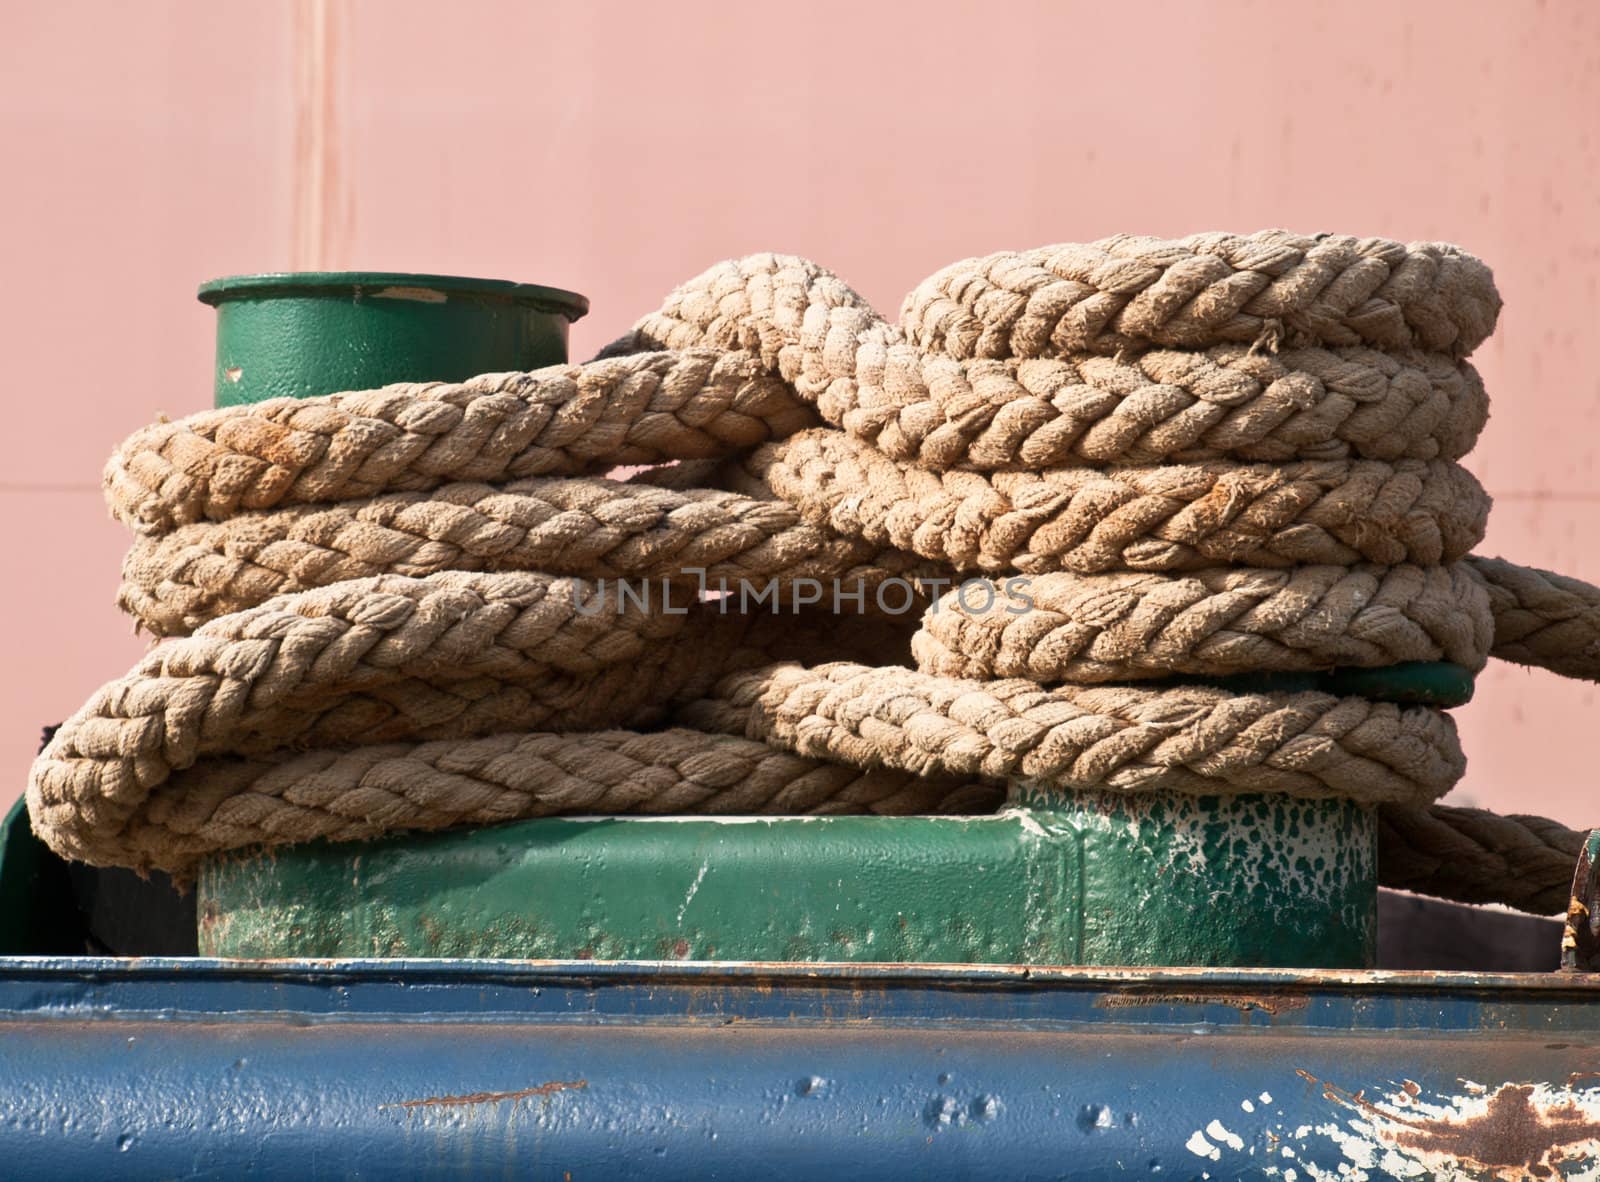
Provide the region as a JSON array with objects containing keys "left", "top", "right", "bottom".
[{"left": 29, "top": 230, "right": 1600, "bottom": 915}]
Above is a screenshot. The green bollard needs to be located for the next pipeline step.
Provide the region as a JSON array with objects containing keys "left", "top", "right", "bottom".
[
  {"left": 199, "top": 272, "right": 587, "bottom": 405},
  {"left": 186, "top": 266, "right": 1397, "bottom": 969},
  {"left": 198, "top": 797, "right": 1377, "bottom": 967}
]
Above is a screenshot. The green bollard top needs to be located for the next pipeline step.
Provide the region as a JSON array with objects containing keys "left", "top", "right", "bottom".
[
  {"left": 197, "top": 271, "right": 589, "bottom": 315},
  {"left": 197, "top": 270, "right": 590, "bottom": 407}
]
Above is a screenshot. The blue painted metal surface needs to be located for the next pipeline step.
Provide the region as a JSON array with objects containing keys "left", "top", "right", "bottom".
[{"left": 1, "top": 957, "right": 1597, "bottom": 1179}]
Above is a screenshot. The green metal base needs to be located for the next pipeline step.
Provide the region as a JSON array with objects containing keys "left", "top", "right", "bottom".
[
  {"left": 198, "top": 796, "right": 1375, "bottom": 968},
  {"left": 1180, "top": 660, "right": 1475, "bottom": 707},
  {"left": 0, "top": 800, "right": 79, "bottom": 956}
]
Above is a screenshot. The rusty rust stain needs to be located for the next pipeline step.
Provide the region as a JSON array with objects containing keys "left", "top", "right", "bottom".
[
  {"left": 1389, "top": 1086, "right": 1600, "bottom": 1178},
  {"left": 1095, "top": 991, "right": 1308, "bottom": 1015},
  {"left": 290, "top": 0, "right": 349, "bottom": 270},
  {"left": 1300, "top": 1068, "right": 1600, "bottom": 1179},
  {"left": 380, "top": 1080, "right": 588, "bottom": 1111}
]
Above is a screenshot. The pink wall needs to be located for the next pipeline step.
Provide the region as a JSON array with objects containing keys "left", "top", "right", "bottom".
[{"left": 4, "top": 0, "right": 1599, "bottom": 824}]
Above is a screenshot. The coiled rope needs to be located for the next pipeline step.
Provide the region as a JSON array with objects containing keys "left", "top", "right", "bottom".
[{"left": 28, "top": 231, "right": 1600, "bottom": 917}]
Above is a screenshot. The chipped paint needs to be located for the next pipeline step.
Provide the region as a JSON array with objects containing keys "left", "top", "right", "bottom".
[
  {"left": 1561, "top": 829, "right": 1600, "bottom": 971},
  {"left": 1188, "top": 1128, "right": 1222, "bottom": 1161},
  {"left": 1004, "top": 807, "right": 1053, "bottom": 839},
  {"left": 675, "top": 861, "right": 710, "bottom": 925},
  {"left": 370, "top": 286, "right": 448, "bottom": 303},
  {"left": 1094, "top": 991, "right": 1309, "bottom": 1015},
  {"left": 1312, "top": 1072, "right": 1600, "bottom": 1181},
  {"left": 205, "top": 781, "right": 1374, "bottom": 964},
  {"left": 1205, "top": 1073, "right": 1600, "bottom": 1180},
  {"left": 1206, "top": 1118, "right": 1245, "bottom": 1151},
  {"left": 1114, "top": 792, "right": 1372, "bottom": 908},
  {"left": 1011, "top": 782, "right": 1375, "bottom": 958}
]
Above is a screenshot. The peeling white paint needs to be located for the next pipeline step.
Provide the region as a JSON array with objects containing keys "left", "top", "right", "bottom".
[
  {"left": 1206, "top": 1119, "right": 1245, "bottom": 1151},
  {"left": 1005, "top": 808, "right": 1050, "bottom": 838},
  {"left": 675, "top": 862, "right": 709, "bottom": 925},
  {"left": 1203, "top": 1075, "right": 1600, "bottom": 1182},
  {"left": 1322, "top": 1080, "right": 1600, "bottom": 1181},
  {"left": 1187, "top": 1129, "right": 1221, "bottom": 1161},
  {"left": 1065, "top": 791, "right": 1372, "bottom": 908}
]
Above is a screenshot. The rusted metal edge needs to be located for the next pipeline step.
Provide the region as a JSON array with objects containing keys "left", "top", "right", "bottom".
[
  {"left": 5, "top": 956, "right": 1599, "bottom": 992},
  {"left": 1561, "top": 829, "right": 1600, "bottom": 971}
]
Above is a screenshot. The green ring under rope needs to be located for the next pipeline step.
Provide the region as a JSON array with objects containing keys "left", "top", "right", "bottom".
[{"left": 1166, "top": 661, "right": 1475, "bottom": 708}]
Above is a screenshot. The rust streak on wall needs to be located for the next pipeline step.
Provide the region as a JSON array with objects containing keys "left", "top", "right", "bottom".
[{"left": 291, "top": 0, "right": 348, "bottom": 270}]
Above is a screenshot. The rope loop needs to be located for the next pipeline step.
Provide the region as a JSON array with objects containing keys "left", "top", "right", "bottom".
[{"left": 30, "top": 232, "right": 1600, "bottom": 915}]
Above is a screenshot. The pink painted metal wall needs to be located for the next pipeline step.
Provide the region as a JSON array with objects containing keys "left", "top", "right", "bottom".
[{"left": 4, "top": 0, "right": 1598, "bottom": 828}]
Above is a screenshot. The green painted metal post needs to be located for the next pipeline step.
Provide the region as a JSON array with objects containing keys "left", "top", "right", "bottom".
[
  {"left": 199, "top": 272, "right": 587, "bottom": 405},
  {"left": 0, "top": 272, "right": 587, "bottom": 954},
  {"left": 199, "top": 800, "right": 1376, "bottom": 967},
  {"left": 0, "top": 800, "right": 81, "bottom": 956}
]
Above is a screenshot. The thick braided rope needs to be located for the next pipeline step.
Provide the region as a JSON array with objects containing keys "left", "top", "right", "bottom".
[
  {"left": 113, "top": 436, "right": 1490, "bottom": 638},
  {"left": 899, "top": 232, "right": 1501, "bottom": 359},
  {"left": 875, "top": 346, "right": 1489, "bottom": 468},
  {"left": 104, "top": 248, "right": 1496, "bottom": 539},
  {"left": 30, "top": 571, "right": 926, "bottom": 869},
  {"left": 104, "top": 349, "right": 817, "bottom": 535},
  {"left": 912, "top": 563, "right": 1493, "bottom": 683},
  {"left": 34, "top": 573, "right": 737, "bottom": 799},
  {"left": 56, "top": 730, "right": 1000, "bottom": 873},
  {"left": 32, "top": 567, "right": 1468, "bottom": 871},
  {"left": 616, "top": 250, "right": 1495, "bottom": 467},
  {"left": 1377, "top": 804, "right": 1587, "bottom": 915},
  {"left": 742, "top": 430, "right": 1488, "bottom": 573},
  {"left": 622, "top": 287, "right": 1491, "bottom": 469},
  {"left": 33, "top": 235, "right": 1600, "bottom": 915},
  {"left": 116, "top": 476, "right": 933, "bottom": 637},
  {"left": 678, "top": 662, "right": 1462, "bottom": 806},
  {"left": 1465, "top": 555, "right": 1600, "bottom": 680}
]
